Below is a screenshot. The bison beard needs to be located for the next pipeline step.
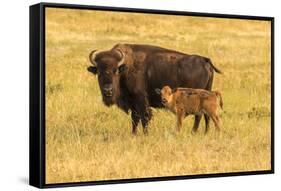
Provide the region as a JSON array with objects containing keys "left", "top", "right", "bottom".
[{"left": 88, "top": 43, "right": 222, "bottom": 134}]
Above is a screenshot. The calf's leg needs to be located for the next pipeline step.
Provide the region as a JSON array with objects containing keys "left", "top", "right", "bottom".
[
  {"left": 204, "top": 72, "right": 213, "bottom": 133},
  {"left": 176, "top": 110, "right": 185, "bottom": 132},
  {"left": 205, "top": 103, "right": 221, "bottom": 132},
  {"left": 191, "top": 115, "right": 202, "bottom": 134},
  {"left": 210, "top": 114, "right": 221, "bottom": 131}
]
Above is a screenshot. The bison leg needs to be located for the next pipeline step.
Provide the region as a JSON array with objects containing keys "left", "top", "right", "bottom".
[
  {"left": 131, "top": 111, "right": 140, "bottom": 135},
  {"left": 191, "top": 115, "right": 202, "bottom": 134},
  {"left": 132, "top": 94, "right": 152, "bottom": 135},
  {"left": 140, "top": 107, "right": 152, "bottom": 135},
  {"left": 204, "top": 114, "right": 210, "bottom": 134}
]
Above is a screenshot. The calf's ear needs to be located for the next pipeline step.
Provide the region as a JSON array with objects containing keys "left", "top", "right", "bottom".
[
  {"left": 87, "top": 66, "right": 98, "bottom": 75},
  {"left": 155, "top": 88, "right": 161, "bottom": 95}
]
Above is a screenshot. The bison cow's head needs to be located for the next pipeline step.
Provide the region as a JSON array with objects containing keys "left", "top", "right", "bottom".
[{"left": 87, "top": 49, "right": 127, "bottom": 106}]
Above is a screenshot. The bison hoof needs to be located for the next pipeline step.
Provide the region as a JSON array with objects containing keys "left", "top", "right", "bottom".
[
  {"left": 143, "top": 128, "right": 148, "bottom": 135},
  {"left": 191, "top": 130, "right": 197, "bottom": 135},
  {"left": 132, "top": 129, "right": 137, "bottom": 135}
]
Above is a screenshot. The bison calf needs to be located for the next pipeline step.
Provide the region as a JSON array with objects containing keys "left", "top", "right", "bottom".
[{"left": 155, "top": 86, "right": 223, "bottom": 133}]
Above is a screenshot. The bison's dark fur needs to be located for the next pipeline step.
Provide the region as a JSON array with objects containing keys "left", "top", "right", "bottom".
[{"left": 88, "top": 43, "right": 222, "bottom": 134}]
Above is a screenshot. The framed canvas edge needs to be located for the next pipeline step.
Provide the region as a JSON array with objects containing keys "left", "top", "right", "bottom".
[
  {"left": 29, "top": 2, "right": 275, "bottom": 189},
  {"left": 29, "top": 3, "right": 45, "bottom": 189},
  {"left": 41, "top": 2, "right": 274, "bottom": 20},
  {"left": 41, "top": 170, "right": 273, "bottom": 189}
]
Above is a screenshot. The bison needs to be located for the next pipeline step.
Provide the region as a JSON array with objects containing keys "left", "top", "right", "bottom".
[
  {"left": 155, "top": 86, "right": 223, "bottom": 133},
  {"left": 87, "top": 43, "right": 222, "bottom": 134}
]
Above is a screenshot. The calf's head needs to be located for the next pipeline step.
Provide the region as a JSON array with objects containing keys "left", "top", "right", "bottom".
[
  {"left": 155, "top": 86, "right": 173, "bottom": 106},
  {"left": 88, "top": 49, "right": 127, "bottom": 106}
]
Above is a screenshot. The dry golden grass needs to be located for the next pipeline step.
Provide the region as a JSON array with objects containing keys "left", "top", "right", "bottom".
[{"left": 45, "top": 8, "right": 272, "bottom": 183}]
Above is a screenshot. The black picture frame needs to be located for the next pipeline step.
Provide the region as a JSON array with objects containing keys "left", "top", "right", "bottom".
[{"left": 29, "top": 2, "right": 274, "bottom": 189}]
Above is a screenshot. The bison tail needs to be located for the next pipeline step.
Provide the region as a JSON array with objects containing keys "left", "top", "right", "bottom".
[
  {"left": 214, "top": 91, "right": 223, "bottom": 109},
  {"left": 205, "top": 58, "right": 223, "bottom": 74}
]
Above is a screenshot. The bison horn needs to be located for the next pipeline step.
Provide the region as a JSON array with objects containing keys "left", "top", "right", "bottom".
[
  {"left": 115, "top": 49, "right": 125, "bottom": 67},
  {"left": 89, "top": 50, "right": 98, "bottom": 66}
]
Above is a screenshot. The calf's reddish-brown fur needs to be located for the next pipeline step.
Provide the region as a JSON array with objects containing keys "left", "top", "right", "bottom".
[{"left": 156, "top": 86, "right": 223, "bottom": 133}]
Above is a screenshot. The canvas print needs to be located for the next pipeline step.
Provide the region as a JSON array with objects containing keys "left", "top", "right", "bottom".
[{"left": 45, "top": 7, "right": 272, "bottom": 184}]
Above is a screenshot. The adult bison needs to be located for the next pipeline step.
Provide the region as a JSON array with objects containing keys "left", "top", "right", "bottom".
[{"left": 87, "top": 43, "right": 222, "bottom": 134}]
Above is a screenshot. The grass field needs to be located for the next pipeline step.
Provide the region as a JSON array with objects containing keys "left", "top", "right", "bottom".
[{"left": 45, "top": 8, "right": 272, "bottom": 183}]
